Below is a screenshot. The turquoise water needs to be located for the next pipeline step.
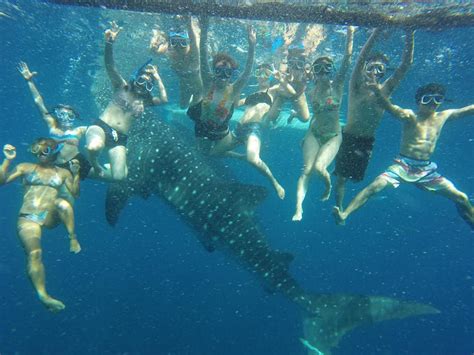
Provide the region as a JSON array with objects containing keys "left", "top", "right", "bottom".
[{"left": 0, "top": 1, "right": 473, "bottom": 354}]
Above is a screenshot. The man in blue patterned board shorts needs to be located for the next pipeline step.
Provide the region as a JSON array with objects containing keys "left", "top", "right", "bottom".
[{"left": 333, "top": 83, "right": 474, "bottom": 230}]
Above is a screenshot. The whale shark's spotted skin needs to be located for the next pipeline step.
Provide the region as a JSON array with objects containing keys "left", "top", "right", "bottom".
[{"left": 106, "top": 117, "right": 439, "bottom": 354}]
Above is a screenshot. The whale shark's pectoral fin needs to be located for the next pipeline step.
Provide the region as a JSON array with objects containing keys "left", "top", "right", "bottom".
[
  {"left": 300, "top": 294, "right": 440, "bottom": 355},
  {"left": 196, "top": 233, "right": 217, "bottom": 253},
  {"left": 105, "top": 183, "right": 131, "bottom": 226}
]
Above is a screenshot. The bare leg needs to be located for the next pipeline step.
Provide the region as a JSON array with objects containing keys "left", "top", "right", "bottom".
[
  {"left": 432, "top": 184, "right": 474, "bottom": 229},
  {"left": 54, "top": 198, "right": 80, "bottom": 254},
  {"left": 246, "top": 134, "right": 285, "bottom": 199},
  {"left": 333, "top": 177, "right": 390, "bottom": 225},
  {"left": 335, "top": 176, "right": 347, "bottom": 210},
  {"left": 108, "top": 145, "right": 128, "bottom": 181},
  {"left": 313, "top": 134, "right": 342, "bottom": 201},
  {"left": 293, "top": 132, "right": 319, "bottom": 221},
  {"left": 85, "top": 125, "right": 106, "bottom": 176},
  {"left": 17, "top": 219, "right": 65, "bottom": 312}
]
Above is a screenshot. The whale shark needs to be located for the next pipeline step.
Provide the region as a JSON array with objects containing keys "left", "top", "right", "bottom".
[{"left": 105, "top": 116, "right": 439, "bottom": 354}]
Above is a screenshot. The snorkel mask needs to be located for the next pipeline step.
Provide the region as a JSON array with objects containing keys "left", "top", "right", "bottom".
[
  {"left": 130, "top": 58, "right": 154, "bottom": 93},
  {"left": 214, "top": 64, "right": 237, "bottom": 81},
  {"left": 364, "top": 61, "right": 386, "bottom": 81},
  {"left": 51, "top": 105, "right": 79, "bottom": 129},
  {"left": 169, "top": 31, "right": 190, "bottom": 48},
  {"left": 312, "top": 60, "right": 335, "bottom": 76},
  {"left": 420, "top": 94, "right": 444, "bottom": 105},
  {"left": 30, "top": 139, "right": 60, "bottom": 161}
]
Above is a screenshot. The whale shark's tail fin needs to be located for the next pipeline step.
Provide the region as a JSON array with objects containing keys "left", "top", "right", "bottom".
[
  {"left": 300, "top": 294, "right": 439, "bottom": 355},
  {"left": 105, "top": 183, "right": 131, "bottom": 226}
]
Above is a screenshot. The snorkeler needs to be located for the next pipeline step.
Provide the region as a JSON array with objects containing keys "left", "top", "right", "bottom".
[
  {"left": 333, "top": 83, "right": 474, "bottom": 229},
  {"left": 292, "top": 26, "right": 355, "bottom": 221},
  {"left": 86, "top": 21, "right": 168, "bottom": 181},
  {"left": 265, "top": 46, "right": 311, "bottom": 125},
  {"left": 0, "top": 139, "right": 81, "bottom": 312},
  {"left": 187, "top": 16, "right": 256, "bottom": 153},
  {"left": 334, "top": 28, "right": 415, "bottom": 209},
  {"left": 210, "top": 63, "right": 292, "bottom": 199},
  {"left": 18, "top": 61, "right": 94, "bottom": 181},
  {"left": 150, "top": 16, "right": 202, "bottom": 108}
]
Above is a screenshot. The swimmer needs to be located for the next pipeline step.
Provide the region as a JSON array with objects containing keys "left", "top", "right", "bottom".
[
  {"left": 18, "top": 61, "right": 96, "bottom": 181},
  {"left": 211, "top": 63, "right": 291, "bottom": 199},
  {"left": 187, "top": 17, "right": 256, "bottom": 154},
  {"left": 86, "top": 21, "right": 168, "bottom": 181},
  {"left": 334, "top": 28, "right": 415, "bottom": 210},
  {"left": 293, "top": 26, "right": 355, "bottom": 221},
  {"left": 266, "top": 47, "right": 311, "bottom": 125},
  {"left": 333, "top": 83, "right": 474, "bottom": 229},
  {"left": 150, "top": 16, "right": 202, "bottom": 108},
  {"left": 0, "top": 139, "right": 81, "bottom": 312}
]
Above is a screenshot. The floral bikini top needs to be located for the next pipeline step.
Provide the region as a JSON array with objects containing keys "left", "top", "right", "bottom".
[{"left": 201, "top": 85, "right": 235, "bottom": 127}]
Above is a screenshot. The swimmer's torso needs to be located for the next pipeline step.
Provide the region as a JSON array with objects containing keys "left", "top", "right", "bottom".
[{"left": 101, "top": 89, "right": 145, "bottom": 133}]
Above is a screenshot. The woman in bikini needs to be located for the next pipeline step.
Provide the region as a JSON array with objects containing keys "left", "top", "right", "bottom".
[
  {"left": 150, "top": 16, "right": 201, "bottom": 108},
  {"left": 0, "top": 139, "right": 80, "bottom": 312},
  {"left": 187, "top": 17, "right": 256, "bottom": 154},
  {"left": 292, "top": 27, "right": 354, "bottom": 222},
  {"left": 86, "top": 21, "right": 168, "bottom": 181},
  {"left": 211, "top": 63, "right": 295, "bottom": 199},
  {"left": 18, "top": 61, "right": 93, "bottom": 180}
]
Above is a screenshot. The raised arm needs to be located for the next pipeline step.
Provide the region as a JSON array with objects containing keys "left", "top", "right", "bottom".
[
  {"left": 0, "top": 145, "right": 25, "bottom": 185},
  {"left": 187, "top": 16, "right": 200, "bottom": 56},
  {"left": 147, "top": 65, "right": 168, "bottom": 105},
  {"left": 334, "top": 26, "right": 355, "bottom": 86},
  {"left": 232, "top": 25, "right": 257, "bottom": 96},
  {"left": 370, "top": 84, "right": 415, "bottom": 122},
  {"left": 446, "top": 104, "right": 474, "bottom": 120},
  {"left": 382, "top": 29, "right": 415, "bottom": 95},
  {"left": 199, "top": 16, "right": 212, "bottom": 88},
  {"left": 104, "top": 21, "right": 126, "bottom": 90},
  {"left": 63, "top": 160, "right": 81, "bottom": 198},
  {"left": 350, "top": 28, "right": 382, "bottom": 86},
  {"left": 18, "top": 62, "right": 57, "bottom": 129}
]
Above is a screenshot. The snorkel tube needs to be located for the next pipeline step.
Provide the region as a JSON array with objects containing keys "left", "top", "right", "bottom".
[{"left": 130, "top": 58, "right": 153, "bottom": 83}]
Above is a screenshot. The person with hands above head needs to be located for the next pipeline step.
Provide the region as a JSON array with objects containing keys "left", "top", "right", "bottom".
[
  {"left": 333, "top": 83, "right": 474, "bottom": 230},
  {"left": 86, "top": 21, "right": 168, "bottom": 181},
  {"left": 0, "top": 139, "right": 82, "bottom": 313},
  {"left": 334, "top": 28, "right": 415, "bottom": 210},
  {"left": 292, "top": 26, "right": 355, "bottom": 221},
  {"left": 150, "top": 15, "right": 201, "bottom": 108},
  {"left": 210, "top": 63, "right": 289, "bottom": 199},
  {"left": 187, "top": 17, "right": 256, "bottom": 154},
  {"left": 18, "top": 61, "right": 95, "bottom": 181}
]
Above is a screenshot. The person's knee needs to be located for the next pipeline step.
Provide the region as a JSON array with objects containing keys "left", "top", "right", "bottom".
[
  {"left": 28, "top": 249, "right": 42, "bottom": 263},
  {"left": 112, "top": 167, "right": 128, "bottom": 181},
  {"left": 452, "top": 190, "right": 469, "bottom": 205},
  {"left": 247, "top": 152, "right": 261, "bottom": 166},
  {"left": 55, "top": 199, "right": 72, "bottom": 212},
  {"left": 86, "top": 139, "right": 104, "bottom": 152},
  {"left": 314, "top": 162, "right": 328, "bottom": 177},
  {"left": 368, "top": 178, "right": 387, "bottom": 194}
]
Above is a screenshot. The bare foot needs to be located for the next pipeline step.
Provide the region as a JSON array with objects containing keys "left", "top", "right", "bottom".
[
  {"left": 292, "top": 209, "right": 303, "bottom": 222},
  {"left": 69, "top": 238, "right": 81, "bottom": 254},
  {"left": 39, "top": 294, "right": 66, "bottom": 313},
  {"left": 332, "top": 206, "right": 346, "bottom": 226},
  {"left": 275, "top": 184, "right": 285, "bottom": 200}
]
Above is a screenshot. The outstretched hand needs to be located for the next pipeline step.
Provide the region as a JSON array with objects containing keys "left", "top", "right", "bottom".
[
  {"left": 3, "top": 144, "right": 16, "bottom": 160},
  {"left": 105, "top": 21, "right": 122, "bottom": 43},
  {"left": 18, "top": 61, "right": 37, "bottom": 81}
]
